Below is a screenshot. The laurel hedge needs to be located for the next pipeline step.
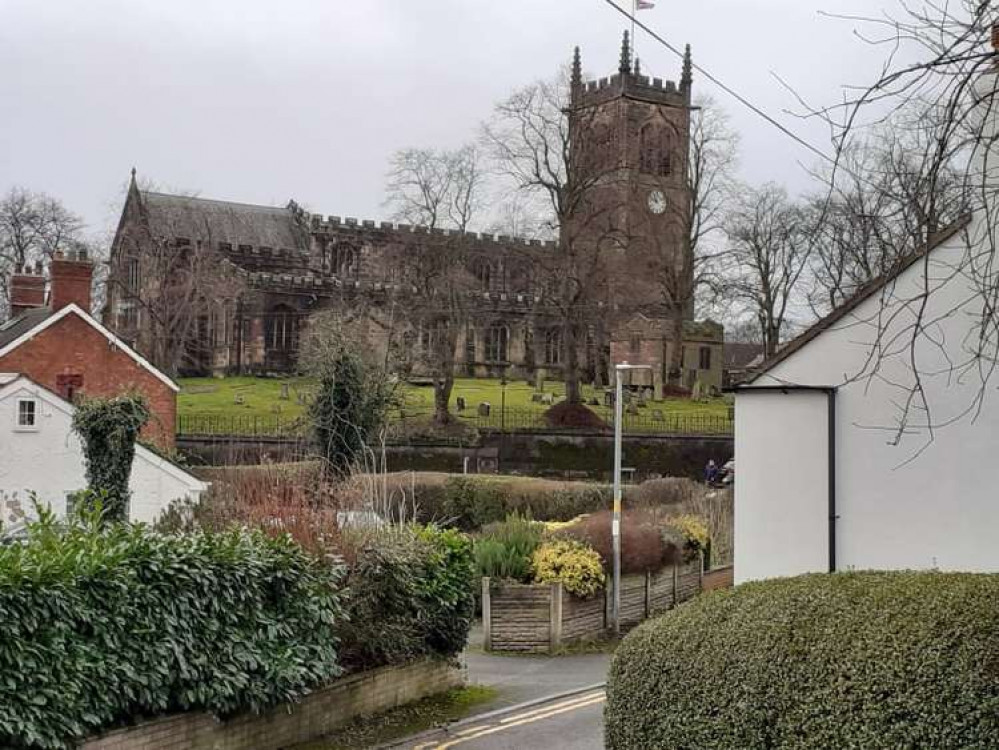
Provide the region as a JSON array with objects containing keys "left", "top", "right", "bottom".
[
  {"left": 606, "top": 572, "right": 999, "bottom": 750},
  {"left": 0, "top": 514, "right": 346, "bottom": 749}
]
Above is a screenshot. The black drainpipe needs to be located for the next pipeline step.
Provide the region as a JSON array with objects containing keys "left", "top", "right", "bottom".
[
  {"left": 730, "top": 384, "right": 839, "bottom": 573},
  {"left": 826, "top": 388, "right": 837, "bottom": 573}
]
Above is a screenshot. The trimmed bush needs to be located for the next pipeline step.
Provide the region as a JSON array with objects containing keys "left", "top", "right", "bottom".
[
  {"left": 338, "top": 525, "right": 474, "bottom": 673},
  {"left": 558, "top": 510, "right": 681, "bottom": 574},
  {"left": 606, "top": 572, "right": 999, "bottom": 750},
  {"left": 531, "top": 540, "right": 604, "bottom": 599},
  {"left": 0, "top": 512, "right": 346, "bottom": 749}
]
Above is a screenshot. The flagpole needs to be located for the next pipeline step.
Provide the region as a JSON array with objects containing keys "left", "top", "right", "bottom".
[{"left": 631, "top": 0, "right": 636, "bottom": 67}]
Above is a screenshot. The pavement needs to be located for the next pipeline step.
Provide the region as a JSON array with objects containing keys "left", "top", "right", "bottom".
[
  {"left": 384, "top": 624, "right": 611, "bottom": 749},
  {"left": 392, "top": 689, "right": 606, "bottom": 750}
]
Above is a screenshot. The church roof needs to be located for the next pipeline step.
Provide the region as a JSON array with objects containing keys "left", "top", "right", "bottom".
[{"left": 140, "top": 191, "right": 306, "bottom": 251}]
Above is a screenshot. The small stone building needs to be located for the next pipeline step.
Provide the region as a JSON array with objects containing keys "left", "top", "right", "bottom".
[{"left": 609, "top": 313, "right": 723, "bottom": 393}]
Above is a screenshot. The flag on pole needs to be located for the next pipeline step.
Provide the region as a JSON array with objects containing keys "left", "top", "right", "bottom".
[{"left": 636, "top": 0, "right": 655, "bottom": 9}]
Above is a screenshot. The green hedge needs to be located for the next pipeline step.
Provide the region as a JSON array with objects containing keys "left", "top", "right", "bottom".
[
  {"left": 606, "top": 572, "right": 999, "bottom": 749},
  {"left": 338, "top": 525, "right": 474, "bottom": 672},
  {"left": 417, "top": 476, "right": 611, "bottom": 530},
  {"left": 0, "top": 515, "right": 346, "bottom": 749}
]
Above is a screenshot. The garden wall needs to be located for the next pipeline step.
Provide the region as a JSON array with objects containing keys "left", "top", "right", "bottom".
[
  {"left": 81, "top": 659, "right": 462, "bottom": 750},
  {"left": 177, "top": 432, "right": 733, "bottom": 480},
  {"left": 482, "top": 560, "right": 710, "bottom": 653}
]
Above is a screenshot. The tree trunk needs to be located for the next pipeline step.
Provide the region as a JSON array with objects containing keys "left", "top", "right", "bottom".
[
  {"left": 433, "top": 375, "right": 454, "bottom": 425},
  {"left": 563, "top": 322, "right": 582, "bottom": 404},
  {"left": 666, "top": 303, "right": 685, "bottom": 392}
]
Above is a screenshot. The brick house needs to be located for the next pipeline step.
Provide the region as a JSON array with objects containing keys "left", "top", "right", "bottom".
[{"left": 0, "top": 251, "right": 178, "bottom": 450}]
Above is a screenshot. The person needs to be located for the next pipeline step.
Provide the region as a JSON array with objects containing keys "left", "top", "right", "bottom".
[{"left": 705, "top": 459, "right": 719, "bottom": 485}]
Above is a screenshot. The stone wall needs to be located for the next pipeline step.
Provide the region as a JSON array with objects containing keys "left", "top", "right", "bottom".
[
  {"left": 81, "top": 659, "right": 462, "bottom": 750},
  {"left": 482, "top": 560, "right": 710, "bottom": 653},
  {"left": 177, "top": 432, "right": 733, "bottom": 481}
]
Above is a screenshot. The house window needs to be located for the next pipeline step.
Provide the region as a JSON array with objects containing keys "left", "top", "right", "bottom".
[
  {"left": 699, "top": 346, "right": 712, "bottom": 370},
  {"left": 16, "top": 399, "right": 37, "bottom": 430},
  {"left": 485, "top": 323, "right": 508, "bottom": 362}
]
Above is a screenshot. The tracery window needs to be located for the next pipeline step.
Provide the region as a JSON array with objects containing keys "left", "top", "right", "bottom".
[
  {"left": 639, "top": 123, "right": 673, "bottom": 177},
  {"left": 544, "top": 328, "right": 561, "bottom": 366},
  {"left": 485, "top": 323, "right": 509, "bottom": 362}
]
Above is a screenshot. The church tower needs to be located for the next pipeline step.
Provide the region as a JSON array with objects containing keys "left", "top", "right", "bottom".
[{"left": 568, "top": 32, "right": 694, "bottom": 318}]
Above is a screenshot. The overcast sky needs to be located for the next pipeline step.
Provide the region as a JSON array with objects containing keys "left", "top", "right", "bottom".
[{"left": 1, "top": 0, "right": 897, "bottom": 240}]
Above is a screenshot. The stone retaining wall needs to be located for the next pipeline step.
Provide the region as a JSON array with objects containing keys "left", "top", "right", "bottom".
[{"left": 81, "top": 659, "right": 462, "bottom": 750}]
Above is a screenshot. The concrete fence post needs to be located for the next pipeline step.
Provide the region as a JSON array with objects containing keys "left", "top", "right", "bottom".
[
  {"left": 550, "top": 582, "right": 563, "bottom": 652},
  {"left": 482, "top": 577, "right": 491, "bottom": 651}
]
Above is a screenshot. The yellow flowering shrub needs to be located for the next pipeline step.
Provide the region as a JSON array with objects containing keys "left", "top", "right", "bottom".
[
  {"left": 669, "top": 514, "right": 709, "bottom": 558},
  {"left": 542, "top": 514, "right": 590, "bottom": 533},
  {"left": 531, "top": 540, "right": 605, "bottom": 599}
]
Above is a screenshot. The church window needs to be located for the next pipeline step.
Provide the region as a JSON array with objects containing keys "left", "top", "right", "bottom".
[
  {"left": 544, "top": 328, "right": 561, "bottom": 365},
  {"left": 639, "top": 124, "right": 673, "bottom": 177},
  {"left": 473, "top": 258, "right": 493, "bottom": 290},
  {"left": 699, "top": 346, "right": 712, "bottom": 370},
  {"left": 329, "top": 243, "right": 356, "bottom": 277},
  {"left": 266, "top": 305, "right": 299, "bottom": 352},
  {"left": 125, "top": 257, "right": 141, "bottom": 293},
  {"left": 465, "top": 327, "right": 476, "bottom": 363},
  {"left": 630, "top": 334, "right": 642, "bottom": 357},
  {"left": 485, "top": 323, "right": 509, "bottom": 362}
]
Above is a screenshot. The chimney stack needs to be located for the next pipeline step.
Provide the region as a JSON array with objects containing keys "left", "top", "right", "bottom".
[
  {"left": 9, "top": 263, "right": 46, "bottom": 319},
  {"left": 50, "top": 248, "right": 93, "bottom": 313}
]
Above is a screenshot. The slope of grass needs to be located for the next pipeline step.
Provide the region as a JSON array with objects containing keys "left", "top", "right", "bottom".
[{"left": 178, "top": 376, "right": 729, "bottom": 425}]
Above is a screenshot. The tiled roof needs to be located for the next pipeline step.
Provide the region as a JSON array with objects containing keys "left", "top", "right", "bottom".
[{"left": 0, "top": 307, "right": 53, "bottom": 350}]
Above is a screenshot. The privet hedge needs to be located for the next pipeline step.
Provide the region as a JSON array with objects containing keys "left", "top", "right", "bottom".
[
  {"left": 0, "top": 515, "right": 346, "bottom": 749},
  {"left": 605, "top": 572, "right": 999, "bottom": 750}
]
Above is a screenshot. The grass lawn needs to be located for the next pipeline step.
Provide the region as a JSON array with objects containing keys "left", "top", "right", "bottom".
[
  {"left": 178, "top": 376, "right": 730, "bottom": 426},
  {"left": 292, "top": 685, "right": 498, "bottom": 750}
]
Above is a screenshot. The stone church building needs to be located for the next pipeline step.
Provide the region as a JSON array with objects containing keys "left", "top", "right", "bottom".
[{"left": 106, "top": 34, "right": 723, "bottom": 394}]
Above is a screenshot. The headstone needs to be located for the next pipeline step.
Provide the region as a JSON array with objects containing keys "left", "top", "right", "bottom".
[
  {"left": 541, "top": 393, "right": 554, "bottom": 405},
  {"left": 535, "top": 370, "right": 545, "bottom": 392},
  {"left": 478, "top": 402, "right": 491, "bottom": 417},
  {"left": 604, "top": 390, "right": 614, "bottom": 407},
  {"left": 651, "top": 409, "right": 665, "bottom": 422},
  {"left": 531, "top": 393, "right": 544, "bottom": 403},
  {"left": 643, "top": 387, "right": 654, "bottom": 402},
  {"left": 280, "top": 383, "right": 290, "bottom": 400},
  {"left": 234, "top": 393, "right": 245, "bottom": 405},
  {"left": 456, "top": 396, "right": 466, "bottom": 411}
]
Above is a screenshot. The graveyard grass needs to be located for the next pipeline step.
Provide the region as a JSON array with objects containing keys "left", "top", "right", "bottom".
[{"left": 178, "top": 376, "right": 729, "bottom": 422}]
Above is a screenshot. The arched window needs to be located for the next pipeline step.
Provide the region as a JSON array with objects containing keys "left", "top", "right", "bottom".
[
  {"left": 544, "top": 328, "right": 561, "bottom": 365},
  {"left": 472, "top": 258, "right": 493, "bottom": 290},
  {"left": 485, "top": 323, "right": 509, "bottom": 362},
  {"left": 266, "top": 305, "right": 299, "bottom": 353},
  {"left": 420, "top": 319, "right": 448, "bottom": 355},
  {"left": 125, "top": 256, "right": 141, "bottom": 292},
  {"left": 639, "top": 123, "right": 674, "bottom": 177},
  {"left": 328, "top": 243, "right": 356, "bottom": 277}
]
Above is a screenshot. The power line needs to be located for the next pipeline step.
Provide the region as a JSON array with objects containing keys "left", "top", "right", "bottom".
[{"left": 601, "top": 0, "right": 839, "bottom": 168}]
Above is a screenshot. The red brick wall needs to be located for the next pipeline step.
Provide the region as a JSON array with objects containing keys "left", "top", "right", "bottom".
[{"left": 0, "top": 313, "right": 176, "bottom": 449}]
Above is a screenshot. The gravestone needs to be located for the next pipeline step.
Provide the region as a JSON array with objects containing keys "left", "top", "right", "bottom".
[
  {"left": 478, "top": 402, "right": 491, "bottom": 417},
  {"left": 531, "top": 393, "right": 544, "bottom": 403},
  {"left": 535, "top": 370, "right": 545, "bottom": 392},
  {"left": 234, "top": 393, "right": 245, "bottom": 405},
  {"left": 280, "top": 383, "right": 290, "bottom": 400},
  {"left": 456, "top": 396, "right": 466, "bottom": 412},
  {"left": 604, "top": 390, "right": 614, "bottom": 407},
  {"left": 540, "top": 393, "right": 554, "bottom": 405}
]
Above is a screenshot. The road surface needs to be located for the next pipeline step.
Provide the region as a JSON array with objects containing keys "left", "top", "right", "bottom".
[{"left": 397, "top": 689, "right": 605, "bottom": 750}]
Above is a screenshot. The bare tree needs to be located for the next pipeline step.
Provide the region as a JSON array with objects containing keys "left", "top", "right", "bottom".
[
  {"left": 0, "top": 187, "right": 89, "bottom": 318},
  {"left": 383, "top": 144, "right": 486, "bottom": 232},
  {"left": 639, "top": 95, "right": 739, "bottom": 387},
  {"left": 482, "top": 65, "right": 623, "bottom": 404},
  {"left": 806, "top": 109, "right": 968, "bottom": 315},
  {"left": 790, "top": 4, "right": 997, "bottom": 443},
  {"left": 721, "top": 184, "right": 810, "bottom": 357}
]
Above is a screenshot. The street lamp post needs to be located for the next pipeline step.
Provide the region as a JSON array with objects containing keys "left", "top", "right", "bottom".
[{"left": 612, "top": 361, "right": 651, "bottom": 636}]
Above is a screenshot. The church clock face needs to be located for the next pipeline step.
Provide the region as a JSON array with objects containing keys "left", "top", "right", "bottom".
[{"left": 647, "top": 189, "right": 668, "bottom": 215}]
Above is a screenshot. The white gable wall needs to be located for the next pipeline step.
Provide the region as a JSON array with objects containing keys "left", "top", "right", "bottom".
[
  {"left": 737, "top": 218, "right": 999, "bottom": 581},
  {"left": 0, "top": 379, "right": 205, "bottom": 525}
]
